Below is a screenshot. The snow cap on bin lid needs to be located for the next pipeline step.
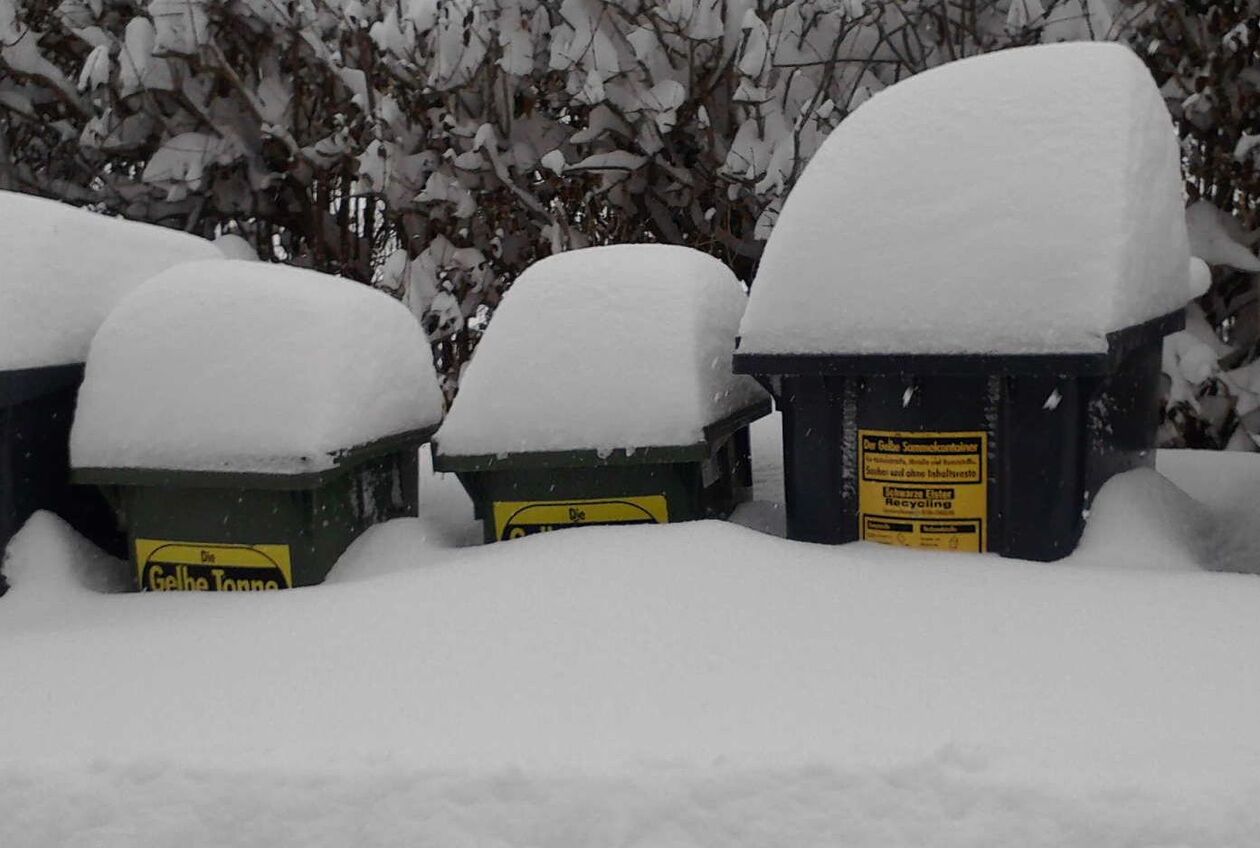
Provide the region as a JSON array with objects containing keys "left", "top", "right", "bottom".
[
  {"left": 739, "top": 42, "right": 1197, "bottom": 358},
  {"left": 436, "top": 244, "right": 767, "bottom": 457},
  {"left": 0, "top": 190, "right": 222, "bottom": 370},
  {"left": 70, "top": 259, "right": 445, "bottom": 475}
]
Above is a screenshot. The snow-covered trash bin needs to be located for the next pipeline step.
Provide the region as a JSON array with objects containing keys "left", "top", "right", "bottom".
[
  {"left": 733, "top": 43, "right": 1205, "bottom": 562},
  {"left": 433, "top": 244, "right": 770, "bottom": 543},
  {"left": 69, "top": 260, "right": 445, "bottom": 590},
  {"left": 0, "top": 191, "right": 221, "bottom": 560}
]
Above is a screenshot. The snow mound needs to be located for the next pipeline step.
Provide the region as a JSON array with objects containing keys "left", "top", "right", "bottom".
[
  {"left": 740, "top": 42, "right": 1192, "bottom": 357},
  {"left": 1076, "top": 468, "right": 1215, "bottom": 572},
  {"left": 70, "top": 260, "right": 444, "bottom": 474},
  {"left": 1158, "top": 449, "right": 1260, "bottom": 575},
  {"left": 213, "top": 232, "right": 260, "bottom": 261},
  {"left": 436, "top": 245, "right": 766, "bottom": 456},
  {"left": 0, "top": 511, "right": 129, "bottom": 629},
  {"left": 0, "top": 191, "right": 222, "bottom": 370}
]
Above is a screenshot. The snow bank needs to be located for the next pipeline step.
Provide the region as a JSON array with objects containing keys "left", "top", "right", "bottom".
[
  {"left": 5, "top": 757, "right": 1256, "bottom": 848},
  {"left": 1157, "top": 449, "right": 1260, "bottom": 575},
  {"left": 0, "top": 191, "right": 221, "bottom": 370},
  {"left": 6, "top": 417, "right": 1260, "bottom": 844},
  {"left": 436, "top": 244, "right": 766, "bottom": 456},
  {"left": 740, "top": 42, "right": 1192, "bottom": 356},
  {"left": 1076, "top": 468, "right": 1216, "bottom": 572},
  {"left": 70, "top": 259, "right": 444, "bottom": 474},
  {"left": 6, "top": 462, "right": 1260, "bottom": 844}
]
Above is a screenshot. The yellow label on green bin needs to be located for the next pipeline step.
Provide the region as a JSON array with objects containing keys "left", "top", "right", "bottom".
[
  {"left": 857, "top": 430, "right": 987, "bottom": 554},
  {"left": 492, "top": 495, "right": 669, "bottom": 541},
  {"left": 135, "top": 540, "right": 293, "bottom": 591}
]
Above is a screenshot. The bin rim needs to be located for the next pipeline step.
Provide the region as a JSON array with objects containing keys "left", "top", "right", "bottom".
[
  {"left": 732, "top": 309, "right": 1184, "bottom": 378},
  {"left": 0, "top": 362, "right": 84, "bottom": 406},
  {"left": 432, "top": 399, "right": 771, "bottom": 473},
  {"left": 70, "top": 423, "right": 439, "bottom": 491}
]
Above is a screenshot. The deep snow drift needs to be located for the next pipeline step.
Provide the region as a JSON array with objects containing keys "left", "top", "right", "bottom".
[
  {"left": 4, "top": 416, "right": 1260, "bottom": 846},
  {"left": 740, "top": 43, "right": 1196, "bottom": 356},
  {"left": 70, "top": 259, "right": 445, "bottom": 474}
]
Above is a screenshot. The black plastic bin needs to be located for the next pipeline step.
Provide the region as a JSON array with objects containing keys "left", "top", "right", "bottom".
[
  {"left": 1, "top": 190, "right": 223, "bottom": 567},
  {"left": 436, "top": 402, "right": 768, "bottom": 543},
  {"left": 734, "top": 311, "right": 1181, "bottom": 561},
  {"left": 1, "top": 364, "right": 123, "bottom": 562}
]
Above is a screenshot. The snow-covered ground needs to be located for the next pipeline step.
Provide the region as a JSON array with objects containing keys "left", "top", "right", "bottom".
[{"left": 4, "top": 415, "right": 1260, "bottom": 846}]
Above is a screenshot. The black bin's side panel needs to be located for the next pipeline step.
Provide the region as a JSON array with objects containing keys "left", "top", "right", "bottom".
[
  {"left": 1002, "top": 341, "right": 1162, "bottom": 561},
  {"left": 999, "top": 375, "right": 1084, "bottom": 561},
  {"left": 1083, "top": 343, "right": 1162, "bottom": 502},
  {"left": 0, "top": 382, "right": 124, "bottom": 559},
  {"left": 780, "top": 376, "right": 853, "bottom": 544},
  {"left": 0, "top": 403, "right": 19, "bottom": 555},
  {"left": 2, "top": 388, "right": 75, "bottom": 553},
  {"left": 733, "top": 426, "right": 754, "bottom": 489}
]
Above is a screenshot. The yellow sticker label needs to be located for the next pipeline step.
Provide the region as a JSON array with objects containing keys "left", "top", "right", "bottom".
[
  {"left": 492, "top": 495, "right": 669, "bottom": 541},
  {"left": 858, "top": 430, "right": 987, "bottom": 554},
  {"left": 134, "top": 540, "right": 293, "bottom": 591}
]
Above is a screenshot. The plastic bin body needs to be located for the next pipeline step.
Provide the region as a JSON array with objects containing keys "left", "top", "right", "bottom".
[
  {"left": 75, "top": 432, "right": 427, "bottom": 590},
  {"left": 1, "top": 364, "right": 123, "bottom": 558},
  {"left": 436, "top": 403, "right": 767, "bottom": 543},
  {"left": 735, "top": 313, "right": 1176, "bottom": 562}
]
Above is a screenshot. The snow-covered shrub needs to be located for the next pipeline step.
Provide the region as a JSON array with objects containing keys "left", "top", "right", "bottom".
[
  {"left": 1133, "top": 3, "right": 1260, "bottom": 449},
  {"left": 0, "top": 0, "right": 1143, "bottom": 386},
  {"left": 1161, "top": 206, "right": 1260, "bottom": 451}
]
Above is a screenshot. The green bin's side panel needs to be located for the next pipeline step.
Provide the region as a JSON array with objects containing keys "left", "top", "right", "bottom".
[
  {"left": 121, "top": 486, "right": 318, "bottom": 589},
  {"left": 118, "top": 448, "right": 420, "bottom": 590},
  {"left": 309, "top": 449, "right": 420, "bottom": 574},
  {"left": 457, "top": 431, "right": 752, "bottom": 543}
]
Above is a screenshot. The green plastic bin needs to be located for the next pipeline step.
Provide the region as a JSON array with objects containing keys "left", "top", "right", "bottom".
[
  {"left": 74, "top": 427, "right": 435, "bottom": 590},
  {"left": 66, "top": 259, "right": 447, "bottom": 592},
  {"left": 435, "top": 402, "right": 768, "bottom": 543}
]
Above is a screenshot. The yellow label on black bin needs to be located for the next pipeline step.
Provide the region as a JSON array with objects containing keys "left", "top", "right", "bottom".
[
  {"left": 858, "top": 430, "right": 987, "bottom": 553},
  {"left": 492, "top": 495, "right": 669, "bottom": 541},
  {"left": 135, "top": 540, "right": 294, "bottom": 591}
]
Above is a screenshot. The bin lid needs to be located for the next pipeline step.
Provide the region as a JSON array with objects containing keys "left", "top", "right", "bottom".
[
  {"left": 0, "top": 191, "right": 222, "bottom": 371},
  {"left": 738, "top": 42, "right": 1200, "bottom": 360},
  {"left": 434, "top": 399, "right": 770, "bottom": 472},
  {"left": 70, "top": 259, "right": 445, "bottom": 477},
  {"left": 435, "top": 244, "right": 767, "bottom": 458}
]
